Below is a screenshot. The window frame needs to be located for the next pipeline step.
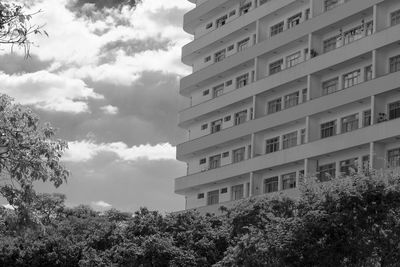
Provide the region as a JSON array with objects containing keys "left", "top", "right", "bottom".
[
  {"left": 270, "top": 21, "right": 284, "bottom": 36},
  {"left": 282, "top": 131, "right": 298, "bottom": 150},
  {"left": 282, "top": 172, "right": 296, "bottom": 190},
  {"left": 264, "top": 177, "right": 278, "bottom": 193},
  {"left": 388, "top": 100, "right": 400, "bottom": 120},
  {"left": 343, "top": 69, "right": 361, "bottom": 89},
  {"left": 231, "top": 184, "right": 244, "bottom": 200},
  {"left": 207, "top": 190, "right": 219, "bottom": 205},
  {"left": 267, "top": 98, "right": 282, "bottom": 114},
  {"left": 320, "top": 120, "right": 337, "bottom": 139},
  {"left": 318, "top": 163, "right": 336, "bottom": 181},
  {"left": 388, "top": 148, "right": 400, "bottom": 168},
  {"left": 341, "top": 113, "right": 359, "bottom": 133},
  {"left": 232, "top": 147, "right": 245, "bottom": 163},
  {"left": 322, "top": 77, "right": 339, "bottom": 95},
  {"left": 265, "top": 136, "right": 280, "bottom": 154},
  {"left": 269, "top": 59, "right": 284, "bottom": 75},
  {"left": 209, "top": 154, "right": 221, "bottom": 169}
]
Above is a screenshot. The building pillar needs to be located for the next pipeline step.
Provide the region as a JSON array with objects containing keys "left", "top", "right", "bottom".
[
  {"left": 371, "top": 141, "right": 386, "bottom": 170},
  {"left": 305, "top": 158, "right": 318, "bottom": 177}
]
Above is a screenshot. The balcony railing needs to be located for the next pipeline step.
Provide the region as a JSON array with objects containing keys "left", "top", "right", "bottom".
[{"left": 179, "top": 23, "right": 398, "bottom": 148}]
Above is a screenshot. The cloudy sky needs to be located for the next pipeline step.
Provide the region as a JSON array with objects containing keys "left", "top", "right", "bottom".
[{"left": 0, "top": 0, "right": 194, "bottom": 212}]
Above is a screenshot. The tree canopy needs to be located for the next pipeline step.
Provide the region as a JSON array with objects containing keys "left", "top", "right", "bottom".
[
  {"left": 0, "top": 1, "right": 47, "bottom": 56},
  {"left": 0, "top": 94, "right": 69, "bottom": 228},
  {"left": 1, "top": 171, "right": 400, "bottom": 266}
]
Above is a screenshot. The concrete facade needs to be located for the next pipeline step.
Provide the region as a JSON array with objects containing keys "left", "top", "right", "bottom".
[{"left": 176, "top": 0, "right": 400, "bottom": 213}]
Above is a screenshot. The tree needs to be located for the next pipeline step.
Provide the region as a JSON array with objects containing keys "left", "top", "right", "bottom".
[
  {"left": 0, "top": 1, "right": 47, "bottom": 56},
  {"left": 0, "top": 94, "right": 69, "bottom": 228}
]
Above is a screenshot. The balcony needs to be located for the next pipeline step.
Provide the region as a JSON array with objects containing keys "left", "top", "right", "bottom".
[
  {"left": 176, "top": 112, "right": 400, "bottom": 193},
  {"left": 179, "top": 20, "right": 400, "bottom": 129},
  {"left": 181, "top": 0, "right": 382, "bottom": 94}
]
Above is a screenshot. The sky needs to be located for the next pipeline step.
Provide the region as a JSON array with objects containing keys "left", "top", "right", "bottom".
[{"left": 0, "top": 0, "right": 195, "bottom": 213}]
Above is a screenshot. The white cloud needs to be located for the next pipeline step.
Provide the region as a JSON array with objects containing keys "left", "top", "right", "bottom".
[
  {"left": 63, "top": 140, "right": 176, "bottom": 162},
  {"left": 21, "top": 0, "right": 192, "bottom": 86},
  {"left": 92, "top": 200, "right": 112, "bottom": 208},
  {"left": 100, "top": 105, "right": 119, "bottom": 115},
  {"left": 0, "top": 71, "right": 103, "bottom": 113}
]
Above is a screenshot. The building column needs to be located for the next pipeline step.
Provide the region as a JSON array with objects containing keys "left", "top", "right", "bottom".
[
  {"left": 371, "top": 141, "right": 386, "bottom": 170},
  {"left": 304, "top": 158, "right": 318, "bottom": 177}
]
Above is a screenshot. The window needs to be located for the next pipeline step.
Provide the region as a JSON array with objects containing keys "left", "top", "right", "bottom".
[
  {"left": 323, "top": 36, "right": 338, "bottom": 53},
  {"left": 302, "top": 88, "right": 308, "bottom": 102},
  {"left": 203, "top": 89, "right": 209, "bottom": 96},
  {"left": 214, "top": 49, "right": 226, "bottom": 63},
  {"left": 282, "top": 172, "right": 296, "bottom": 190},
  {"left": 232, "top": 147, "right": 245, "bottom": 163},
  {"left": 207, "top": 190, "right": 219, "bottom": 205},
  {"left": 321, "top": 120, "right": 336, "bottom": 139},
  {"left": 198, "top": 193, "right": 204, "bottom": 199},
  {"left": 231, "top": 184, "right": 244, "bottom": 200},
  {"left": 209, "top": 155, "right": 221, "bottom": 169},
  {"left": 213, "top": 84, "right": 224, "bottom": 98},
  {"left": 237, "top": 38, "right": 250, "bottom": 52},
  {"left": 286, "top": 51, "right": 301, "bottom": 68},
  {"left": 389, "top": 101, "right": 400, "bottom": 120},
  {"left": 234, "top": 110, "right": 247, "bottom": 125},
  {"left": 269, "top": 59, "right": 283, "bottom": 75},
  {"left": 282, "top": 131, "right": 297, "bottom": 150},
  {"left": 201, "top": 124, "right": 208, "bottom": 130},
  {"left": 388, "top": 148, "right": 400, "bottom": 167},
  {"left": 206, "top": 22, "right": 213, "bottom": 29},
  {"left": 225, "top": 80, "right": 233, "bottom": 86},
  {"left": 341, "top": 114, "right": 359, "bottom": 133},
  {"left": 229, "top": 10, "right": 236, "bottom": 17},
  {"left": 343, "top": 69, "right": 361, "bottom": 89},
  {"left": 264, "top": 177, "right": 278, "bottom": 193},
  {"left": 224, "top": 116, "right": 231, "bottom": 122},
  {"left": 204, "top": 56, "right": 211, "bottom": 63},
  {"left": 266, "top": 137, "right": 280, "bottom": 154},
  {"left": 300, "top": 129, "right": 306, "bottom": 144},
  {"left": 287, "top": 13, "right": 302, "bottom": 29},
  {"left": 239, "top": 2, "right": 251, "bottom": 15},
  {"left": 216, "top": 15, "right": 227, "bottom": 28},
  {"left": 343, "top": 25, "right": 365, "bottom": 45},
  {"left": 221, "top": 188, "right": 228, "bottom": 194},
  {"left": 270, "top": 21, "right": 284, "bottom": 36},
  {"left": 318, "top": 163, "right": 336, "bottom": 182},
  {"left": 340, "top": 158, "right": 358, "bottom": 176},
  {"left": 211, "top": 119, "right": 222, "bottom": 133},
  {"left": 324, "top": 0, "right": 339, "bottom": 11},
  {"left": 284, "top": 91, "right": 299, "bottom": 109},
  {"left": 322, "top": 77, "right": 339, "bottom": 95},
  {"left": 199, "top": 158, "right": 206, "bottom": 165},
  {"left": 363, "top": 110, "right": 371, "bottom": 127},
  {"left": 236, "top": 73, "right": 249, "bottom": 89},
  {"left": 227, "top": 45, "right": 234, "bottom": 52},
  {"left": 365, "top": 65, "right": 373, "bottom": 81},
  {"left": 267, "top": 98, "right": 282, "bottom": 114},
  {"left": 362, "top": 155, "right": 370, "bottom": 172},
  {"left": 389, "top": 55, "right": 400, "bottom": 73},
  {"left": 391, "top": 9, "right": 400, "bottom": 26},
  {"left": 222, "top": 151, "right": 229, "bottom": 158}
]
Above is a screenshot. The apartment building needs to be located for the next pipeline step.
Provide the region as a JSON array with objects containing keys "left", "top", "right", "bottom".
[{"left": 176, "top": 0, "right": 400, "bottom": 214}]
